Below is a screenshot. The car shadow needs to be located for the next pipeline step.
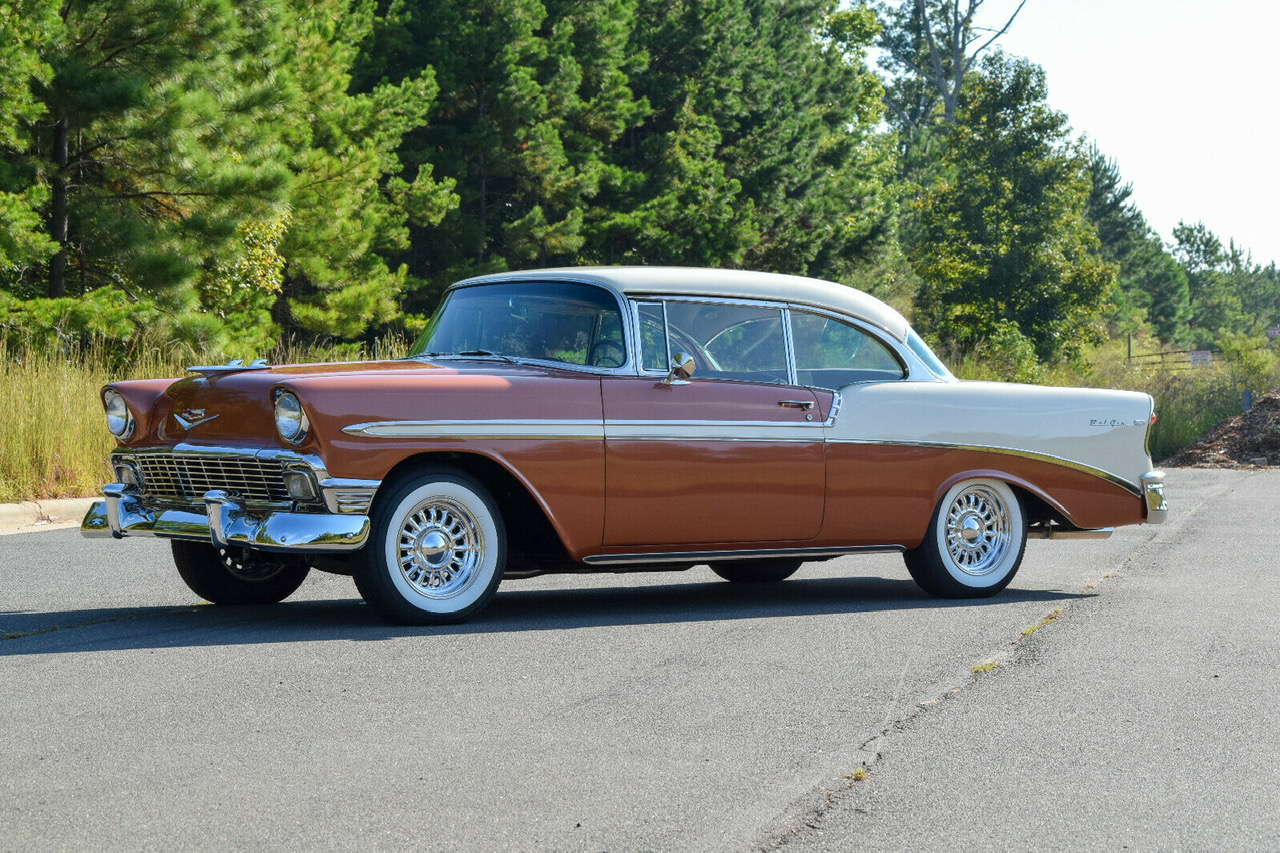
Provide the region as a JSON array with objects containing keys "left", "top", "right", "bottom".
[{"left": 0, "top": 575, "right": 1094, "bottom": 657}]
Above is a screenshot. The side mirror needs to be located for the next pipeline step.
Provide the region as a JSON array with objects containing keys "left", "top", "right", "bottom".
[{"left": 660, "top": 352, "right": 696, "bottom": 386}]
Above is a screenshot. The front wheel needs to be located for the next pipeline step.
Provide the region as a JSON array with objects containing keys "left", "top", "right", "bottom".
[
  {"left": 171, "top": 541, "right": 310, "bottom": 604},
  {"left": 904, "top": 479, "right": 1027, "bottom": 598},
  {"left": 354, "top": 468, "right": 506, "bottom": 625}
]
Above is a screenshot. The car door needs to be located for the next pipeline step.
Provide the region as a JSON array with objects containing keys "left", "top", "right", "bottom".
[{"left": 601, "top": 299, "right": 826, "bottom": 547}]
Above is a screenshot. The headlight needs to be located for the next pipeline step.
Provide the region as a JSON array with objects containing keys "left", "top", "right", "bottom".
[
  {"left": 104, "top": 389, "right": 135, "bottom": 438},
  {"left": 274, "top": 390, "right": 310, "bottom": 444}
]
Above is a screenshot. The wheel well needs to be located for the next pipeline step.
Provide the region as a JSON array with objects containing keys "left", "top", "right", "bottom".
[
  {"left": 377, "top": 452, "right": 571, "bottom": 569},
  {"left": 1010, "top": 485, "right": 1065, "bottom": 526}
]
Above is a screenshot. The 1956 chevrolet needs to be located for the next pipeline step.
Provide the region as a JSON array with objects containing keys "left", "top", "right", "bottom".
[{"left": 82, "top": 267, "right": 1168, "bottom": 624}]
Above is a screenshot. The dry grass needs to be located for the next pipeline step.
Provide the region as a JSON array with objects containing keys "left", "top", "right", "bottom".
[
  {"left": 1, "top": 331, "right": 1271, "bottom": 500},
  {"left": 0, "top": 336, "right": 409, "bottom": 502}
]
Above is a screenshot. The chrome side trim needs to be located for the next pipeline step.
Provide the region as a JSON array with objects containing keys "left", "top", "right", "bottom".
[
  {"left": 320, "top": 479, "right": 381, "bottom": 515},
  {"left": 826, "top": 438, "right": 1145, "bottom": 497},
  {"left": 609, "top": 421, "right": 823, "bottom": 441},
  {"left": 826, "top": 391, "right": 843, "bottom": 427},
  {"left": 582, "top": 545, "right": 903, "bottom": 566},
  {"left": 1141, "top": 470, "right": 1168, "bottom": 524},
  {"left": 344, "top": 418, "right": 834, "bottom": 441},
  {"left": 343, "top": 419, "right": 605, "bottom": 439}
]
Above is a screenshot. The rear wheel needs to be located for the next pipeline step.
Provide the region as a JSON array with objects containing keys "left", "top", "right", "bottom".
[
  {"left": 171, "top": 541, "right": 310, "bottom": 604},
  {"left": 354, "top": 468, "right": 506, "bottom": 625},
  {"left": 710, "top": 558, "right": 803, "bottom": 583},
  {"left": 904, "top": 479, "right": 1027, "bottom": 598}
]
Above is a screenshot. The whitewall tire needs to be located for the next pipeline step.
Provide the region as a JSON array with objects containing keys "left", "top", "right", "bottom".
[
  {"left": 904, "top": 478, "right": 1027, "bottom": 598},
  {"left": 355, "top": 468, "right": 506, "bottom": 624}
]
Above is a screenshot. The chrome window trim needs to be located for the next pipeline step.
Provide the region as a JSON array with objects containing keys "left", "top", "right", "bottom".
[
  {"left": 632, "top": 294, "right": 790, "bottom": 310},
  {"left": 781, "top": 307, "right": 799, "bottom": 386},
  {"left": 406, "top": 353, "right": 638, "bottom": 377}
]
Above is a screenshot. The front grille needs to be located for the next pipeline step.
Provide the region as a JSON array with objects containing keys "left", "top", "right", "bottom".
[{"left": 131, "top": 453, "right": 289, "bottom": 504}]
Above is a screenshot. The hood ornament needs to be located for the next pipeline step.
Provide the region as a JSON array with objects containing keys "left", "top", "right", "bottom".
[
  {"left": 173, "top": 409, "right": 220, "bottom": 431},
  {"left": 186, "top": 358, "right": 270, "bottom": 378}
]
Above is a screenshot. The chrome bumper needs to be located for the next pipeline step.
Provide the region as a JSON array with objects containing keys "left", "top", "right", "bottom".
[
  {"left": 81, "top": 484, "right": 370, "bottom": 552},
  {"left": 1141, "top": 470, "right": 1168, "bottom": 524}
]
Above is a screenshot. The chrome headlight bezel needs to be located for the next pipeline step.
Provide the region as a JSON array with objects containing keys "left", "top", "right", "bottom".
[
  {"left": 104, "top": 389, "right": 135, "bottom": 439},
  {"left": 274, "top": 390, "right": 310, "bottom": 445}
]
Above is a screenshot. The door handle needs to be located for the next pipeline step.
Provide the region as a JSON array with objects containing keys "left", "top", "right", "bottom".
[{"left": 778, "top": 400, "right": 814, "bottom": 411}]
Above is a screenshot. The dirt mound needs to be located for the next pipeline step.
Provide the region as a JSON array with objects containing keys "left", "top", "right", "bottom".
[{"left": 1163, "top": 390, "right": 1280, "bottom": 468}]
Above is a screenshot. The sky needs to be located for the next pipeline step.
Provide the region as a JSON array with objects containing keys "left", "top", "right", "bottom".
[{"left": 970, "top": 0, "right": 1279, "bottom": 267}]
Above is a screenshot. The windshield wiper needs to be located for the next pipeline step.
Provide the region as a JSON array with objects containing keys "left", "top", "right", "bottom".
[{"left": 415, "top": 350, "right": 519, "bottom": 364}]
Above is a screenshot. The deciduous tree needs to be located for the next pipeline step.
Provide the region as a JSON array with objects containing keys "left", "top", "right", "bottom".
[{"left": 911, "top": 53, "right": 1113, "bottom": 362}]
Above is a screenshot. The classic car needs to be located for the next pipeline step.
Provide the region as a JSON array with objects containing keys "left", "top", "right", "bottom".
[{"left": 82, "top": 266, "right": 1168, "bottom": 624}]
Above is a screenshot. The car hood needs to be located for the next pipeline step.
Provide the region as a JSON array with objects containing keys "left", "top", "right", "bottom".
[{"left": 109, "top": 358, "right": 603, "bottom": 447}]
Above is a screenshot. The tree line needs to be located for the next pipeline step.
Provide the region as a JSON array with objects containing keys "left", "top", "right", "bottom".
[{"left": 2, "top": 0, "right": 1277, "bottom": 363}]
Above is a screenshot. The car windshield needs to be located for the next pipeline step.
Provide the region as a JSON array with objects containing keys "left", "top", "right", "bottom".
[{"left": 408, "top": 281, "right": 627, "bottom": 368}]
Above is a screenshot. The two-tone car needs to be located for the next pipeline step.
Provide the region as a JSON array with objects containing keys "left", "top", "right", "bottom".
[{"left": 83, "top": 267, "right": 1168, "bottom": 623}]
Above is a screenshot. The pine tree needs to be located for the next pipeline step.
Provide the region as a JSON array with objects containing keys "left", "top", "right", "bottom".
[
  {"left": 599, "top": 0, "right": 892, "bottom": 281},
  {"left": 12, "top": 0, "right": 293, "bottom": 304},
  {"left": 271, "top": 0, "right": 456, "bottom": 339},
  {"left": 1084, "top": 147, "right": 1189, "bottom": 344},
  {"left": 354, "top": 0, "right": 647, "bottom": 313},
  {"left": 0, "top": 1, "right": 60, "bottom": 279}
]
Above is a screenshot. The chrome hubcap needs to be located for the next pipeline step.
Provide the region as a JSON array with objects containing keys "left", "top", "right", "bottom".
[
  {"left": 944, "top": 485, "right": 1011, "bottom": 576},
  {"left": 397, "top": 498, "right": 482, "bottom": 599}
]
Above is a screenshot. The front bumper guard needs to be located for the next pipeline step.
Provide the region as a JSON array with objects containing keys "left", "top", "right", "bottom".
[{"left": 81, "top": 484, "right": 370, "bottom": 553}]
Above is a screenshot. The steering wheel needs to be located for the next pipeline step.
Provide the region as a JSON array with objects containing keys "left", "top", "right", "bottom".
[{"left": 588, "top": 339, "right": 626, "bottom": 368}]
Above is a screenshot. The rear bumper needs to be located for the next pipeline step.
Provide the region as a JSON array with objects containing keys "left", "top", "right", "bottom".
[
  {"left": 1141, "top": 470, "right": 1168, "bottom": 524},
  {"left": 81, "top": 484, "right": 370, "bottom": 552}
]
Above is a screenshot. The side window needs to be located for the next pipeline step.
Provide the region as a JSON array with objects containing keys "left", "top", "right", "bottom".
[
  {"left": 637, "top": 302, "right": 669, "bottom": 372},
  {"left": 632, "top": 299, "right": 790, "bottom": 384},
  {"left": 668, "top": 302, "right": 788, "bottom": 384},
  {"left": 791, "top": 311, "right": 905, "bottom": 389}
]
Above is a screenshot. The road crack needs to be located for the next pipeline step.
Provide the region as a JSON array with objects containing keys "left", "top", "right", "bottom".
[{"left": 1, "top": 614, "right": 138, "bottom": 642}]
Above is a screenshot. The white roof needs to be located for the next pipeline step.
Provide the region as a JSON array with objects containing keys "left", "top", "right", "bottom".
[{"left": 457, "top": 266, "right": 912, "bottom": 341}]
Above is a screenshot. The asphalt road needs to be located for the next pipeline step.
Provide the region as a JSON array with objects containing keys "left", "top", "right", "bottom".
[{"left": 1, "top": 469, "right": 1276, "bottom": 851}]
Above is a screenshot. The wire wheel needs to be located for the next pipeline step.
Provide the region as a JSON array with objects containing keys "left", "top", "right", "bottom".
[
  {"left": 355, "top": 468, "right": 506, "bottom": 625},
  {"left": 943, "top": 484, "right": 1012, "bottom": 577},
  {"left": 903, "top": 478, "right": 1026, "bottom": 598},
  {"left": 396, "top": 498, "right": 483, "bottom": 599}
]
